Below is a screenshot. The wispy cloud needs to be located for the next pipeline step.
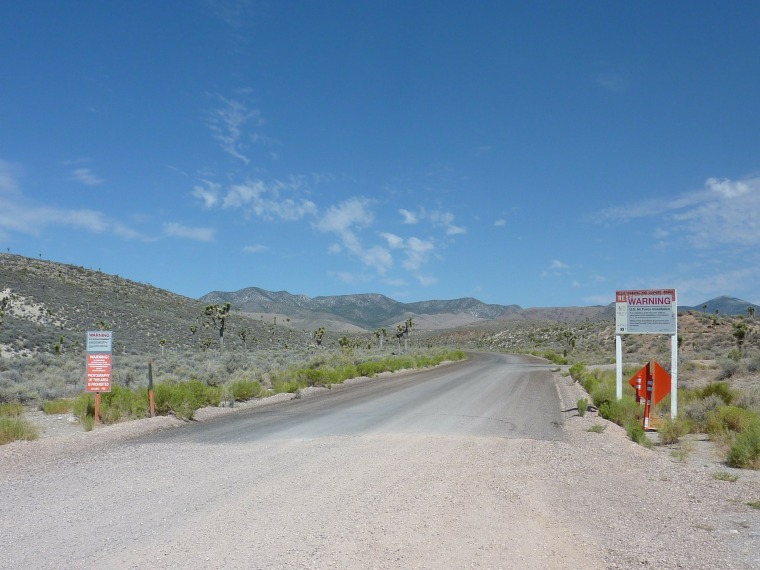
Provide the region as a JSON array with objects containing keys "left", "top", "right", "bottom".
[
  {"left": 223, "top": 179, "right": 317, "bottom": 221},
  {"left": 207, "top": 94, "right": 263, "bottom": 164},
  {"left": 243, "top": 244, "right": 268, "bottom": 253},
  {"left": 163, "top": 222, "right": 215, "bottom": 242},
  {"left": 207, "top": 0, "right": 254, "bottom": 29},
  {"left": 192, "top": 180, "right": 221, "bottom": 208},
  {"left": 399, "top": 209, "right": 418, "bottom": 224},
  {"left": 595, "top": 72, "right": 628, "bottom": 92},
  {"left": 593, "top": 175, "right": 760, "bottom": 249},
  {"left": 315, "top": 197, "right": 392, "bottom": 274},
  {"left": 494, "top": 219, "right": 506, "bottom": 227},
  {"left": 400, "top": 208, "right": 466, "bottom": 235},
  {"left": 72, "top": 168, "right": 104, "bottom": 186},
  {"left": 0, "top": 159, "right": 139, "bottom": 239},
  {"left": 381, "top": 232, "right": 436, "bottom": 277},
  {"left": 542, "top": 259, "right": 570, "bottom": 277}
]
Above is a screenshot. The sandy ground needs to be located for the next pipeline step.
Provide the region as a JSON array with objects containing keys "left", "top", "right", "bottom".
[{"left": 2, "top": 369, "right": 760, "bottom": 569}]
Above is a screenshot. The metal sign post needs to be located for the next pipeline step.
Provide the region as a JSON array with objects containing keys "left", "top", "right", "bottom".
[
  {"left": 86, "top": 331, "right": 113, "bottom": 424},
  {"left": 615, "top": 290, "right": 678, "bottom": 418}
]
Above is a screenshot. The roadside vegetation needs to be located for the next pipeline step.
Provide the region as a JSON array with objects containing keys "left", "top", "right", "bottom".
[
  {"left": 0, "top": 348, "right": 466, "bottom": 442},
  {"left": 571, "top": 360, "right": 760, "bottom": 469},
  {"left": 0, "top": 401, "right": 38, "bottom": 444}
]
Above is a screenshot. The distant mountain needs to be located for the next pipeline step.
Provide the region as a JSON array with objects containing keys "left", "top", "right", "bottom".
[
  {"left": 680, "top": 296, "right": 759, "bottom": 316},
  {"left": 199, "top": 287, "right": 606, "bottom": 331}
]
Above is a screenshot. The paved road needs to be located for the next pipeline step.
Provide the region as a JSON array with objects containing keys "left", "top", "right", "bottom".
[
  {"left": 144, "top": 351, "right": 564, "bottom": 445},
  {"left": 2, "top": 352, "right": 601, "bottom": 569}
]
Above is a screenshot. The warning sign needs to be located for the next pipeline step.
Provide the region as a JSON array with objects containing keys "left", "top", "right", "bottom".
[
  {"left": 616, "top": 289, "right": 677, "bottom": 335},
  {"left": 85, "top": 330, "right": 113, "bottom": 393},
  {"left": 86, "top": 353, "right": 112, "bottom": 392}
]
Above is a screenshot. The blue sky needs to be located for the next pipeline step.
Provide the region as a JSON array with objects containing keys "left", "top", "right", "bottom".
[{"left": 1, "top": 1, "right": 759, "bottom": 308}]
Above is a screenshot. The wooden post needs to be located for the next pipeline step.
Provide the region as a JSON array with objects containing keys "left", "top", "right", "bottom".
[
  {"left": 95, "top": 392, "right": 101, "bottom": 424},
  {"left": 148, "top": 359, "right": 155, "bottom": 418}
]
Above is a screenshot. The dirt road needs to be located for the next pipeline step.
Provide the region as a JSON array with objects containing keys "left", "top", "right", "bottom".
[{"left": 1, "top": 353, "right": 759, "bottom": 568}]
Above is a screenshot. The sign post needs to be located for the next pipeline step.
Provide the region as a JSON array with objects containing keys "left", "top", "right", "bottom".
[
  {"left": 86, "top": 331, "right": 113, "bottom": 424},
  {"left": 615, "top": 289, "right": 678, "bottom": 418}
]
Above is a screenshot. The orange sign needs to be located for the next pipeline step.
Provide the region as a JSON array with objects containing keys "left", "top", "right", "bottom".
[
  {"left": 86, "top": 353, "right": 112, "bottom": 393},
  {"left": 628, "top": 361, "right": 671, "bottom": 405}
]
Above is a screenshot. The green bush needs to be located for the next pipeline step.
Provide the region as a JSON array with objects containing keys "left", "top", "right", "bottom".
[
  {"left": 706, "top": 406, "right": 759, "bottom": 437},
  {"left": 0, "top": 402, "right": 24, "bottom": 417},
  {"left": 726, "top": 421, "right": 760, "bottom": 469},
  {"left": 273, "top": 380, "right": 302, "bottom": 394},
  {"left": 0, "top": 417, "right": 39, "bottom": 444},
  {"left": 658, "top": 417, "right": 690, "bottom": 444},
  {"left": 230, "top": 379, "right": 264, "bottom": 401},
  {"left": 154, "top": 380, "right": 221, "bottom": 420},
  {"left": 577, "top": 398, "right": 588, "bottom": 417},
  {"left": 699, "top": 382, "right": 735, "bottom": 405},
  {"left": 41, "top": 399, "right": 73, "bottom": 415},
  {"left": 73, "top": 393, "right": 95, "bottom": 420},
  {"left": 569, "top": 362, "right": 586, "bottom": 382}
]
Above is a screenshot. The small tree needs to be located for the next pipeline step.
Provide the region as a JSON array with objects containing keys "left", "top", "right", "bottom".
[
  {"left": 375, "top": 328, "right": 387, "bottom": 349},
  {"left": 748, "top": 306, "right": 756, "bottom": 320},
  {"left": 732, "top": 319, "right": 749, "bottom": 353},
  {"left": 238, "top": 327, "right": 250, "bottom": 350},
  {"left": 204, "top": 303, "right": 231, "bottom": 351},
  {"left": 159, "top": 338, "right": 166, "bottom": 356},
  {"left": 313, "top": 327, "right": 325, "bottom": 347}
]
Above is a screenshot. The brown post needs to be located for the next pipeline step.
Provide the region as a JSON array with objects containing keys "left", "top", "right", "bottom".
[
  {"left": 95, "top": 392, "right": 101, "bottom": 424},
  {"left": 148, "top": 359, "right": 155, "bottom": 418}
]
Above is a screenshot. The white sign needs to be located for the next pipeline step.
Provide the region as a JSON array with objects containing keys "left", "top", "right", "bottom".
[
  {"left": 86, "top": 330, "right": 113, "bottom": 353},
  {"left": 615, "top": 289, "right": 677, "bottom": 335}
]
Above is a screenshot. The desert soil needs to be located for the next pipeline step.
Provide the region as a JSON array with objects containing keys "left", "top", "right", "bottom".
[{"left": 2, "top": 370, "right": 759, "bottom": 569}]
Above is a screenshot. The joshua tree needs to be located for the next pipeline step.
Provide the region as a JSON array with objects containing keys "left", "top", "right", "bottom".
[
  {"left": 747, "top": 306, "right": 756, "bottom": 319},
  {"left": 395, "top": 324, "right": 405, "bottom": 350},
  {"left": 159, "top": 338, "right": 166, "bottom": 356},
  {"left": 732, "top": 319, "right": 749, "bottom": 353},
  {"left": 237, "top": 327, "right": 251, "bottom": 350},
  {"left": 375, "top": 328, "right": 387, "bottom": 349},
  {"left": 204, "top": 302, "right": 232, "bottom": 350},
  {"left": 313, "top": 327, "right": 325, "bottom": 347}
]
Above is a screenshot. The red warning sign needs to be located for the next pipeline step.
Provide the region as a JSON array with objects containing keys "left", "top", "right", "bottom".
[{"left": 86, "top": 353, "right": 112, "bottom": 393}]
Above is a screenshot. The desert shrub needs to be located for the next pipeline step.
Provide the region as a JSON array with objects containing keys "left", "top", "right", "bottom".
[
  {"left": 706, "top": 406, "right": 759, "bottom": 437},
  {"left": 658, "top": 417, "right": 690, "bottom": 444},
  {"left": 726, "top": 421, "right": 760, "bottom": 469},
  {"left": 577, "top": 398, "right": 588, "bottom": 417},
  {"left": 681, "top": 394, "right": 725, "bottom": 432},
  {"left": 747, "top": 353, "right": 760, "bottom": 374},
  {"left": 0, "top": 402, "right": 24, "bottom": 417},
  {"left": 699, "top": 382, "right": 736, "bottom": 405},
  {"left": 717, "top": 357, "right": 742, "bottom": 379},
  {"left": 73, "top": 393, "right": 95, "bottom": 420},
  {"left": 41, "top": 399, "right": 73, "bottom": 414},
  {"left": 273, "top": 379, "right": 302, "bottom": 394},
  {"left": 98, "top": 385, "right": 149, "bottom": 424},
  {"left": 356, "top": 360, "right": 386, "bottom": 377},
  {"left": 736, "top": 387, "right": 760, "bottom": 415},
  {"left": 0, "top": 417, "right": 39, "bottom": 444},
  {"left": 154, "top": 380, "right": 220, "bottom": 420},
  {"left": 569, "top": 362, "right": 586, "bottom": 382},
  {"left": 230, "top": 379, "right": 264, "bottom": 401},
  {"left": 626, "top": 421, "right": 652, "bottom": 448}
]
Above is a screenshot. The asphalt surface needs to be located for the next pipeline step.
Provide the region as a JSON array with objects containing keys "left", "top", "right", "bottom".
[{"left": 140, "top": 351, "right": 564, "bottom": 445}]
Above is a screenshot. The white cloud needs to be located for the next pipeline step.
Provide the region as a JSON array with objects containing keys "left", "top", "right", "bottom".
[
  {"left": 594, "top": 175, "right": 760, "bottom": 250},
  {"left": 403, "top": 237, "right": 435, "bottom": 270},
  {"left": 192, "top": 180, "right": 221, "bottom": 208},
  {"left": 595, "top": 73, "right": 628, "bottom": 92},
  {"left": 222, "top": 179, "right": 317, "bottom": 221},
  {"left": 549, "top": 260, "right": 569, "bottom": 270},
  {"left": 243, "top": 244, "right": 267, "bottom": 253},
  {"left": 0, "top": 159, "right": 140, "bottom": 238},
  {"left": 163, "top": 222, "right": 215, "bottom": 242},
  {"left": 207, "top": 95, "right": 263, "bottom": 164},
  {"left": 428, "top": 210, "right": 466, "bottom": 235},
  {"left": 380, "top": 232, "right": 404, "bottom": 249},
  {"left": 315, "top": 197, "right": 392, "bottom": 274},
  {"left": 399, "top": 209, "right": 418, "bottom": 224},
  {"left": 417, "top": 274, "right": 438, "bottom": 286},
  {"left": 494, "top": 219, "right": 506, "bottom": 227},
  {"left": 72, "top": 168, "right": 104, "bottom": 186}
]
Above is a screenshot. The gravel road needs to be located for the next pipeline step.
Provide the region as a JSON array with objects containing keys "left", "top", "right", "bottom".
[{"left": 1, "top": 353, "right": 759, "bottom": 569}]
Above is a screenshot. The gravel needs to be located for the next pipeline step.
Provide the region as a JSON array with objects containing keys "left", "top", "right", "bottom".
[{"left": 1, "top": 369, "right": 759, "bottom": 569}]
